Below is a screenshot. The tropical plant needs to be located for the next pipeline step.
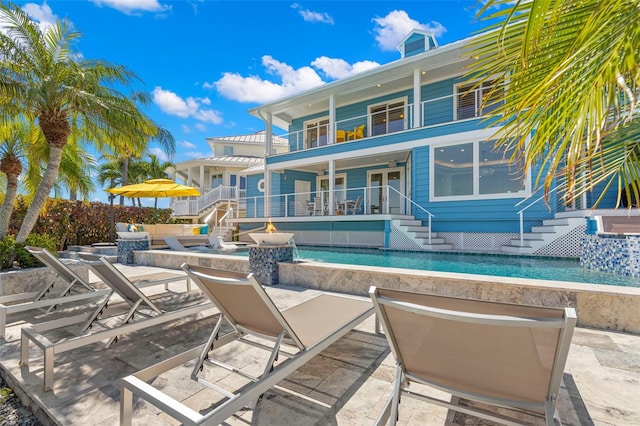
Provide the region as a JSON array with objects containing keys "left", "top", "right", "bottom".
[
  {"left": 0, "top": 118, "right": 29, "bottom": 239},
  {"left": 0, "top": 2, "right": 165, "bottom": 242},
  {"left": 142, "top": 154, "right": 175, "bottom": 208},
  {"left": 468, "top": 0, "right": 640, "bottom": 206}
]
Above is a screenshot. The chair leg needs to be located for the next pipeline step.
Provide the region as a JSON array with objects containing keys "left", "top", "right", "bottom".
[
  {"left": 389, "top": 363, "right": 403, "bottom": 425},
  {"left": 192, "top": 315, "right": 225, "bottom": 378},
  {"left": 250, "top": 331, "right": 285, "bottom": 409}
]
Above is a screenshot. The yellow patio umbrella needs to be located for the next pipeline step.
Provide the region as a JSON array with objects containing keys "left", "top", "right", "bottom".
[{"left": 106, "top": 178, "right": 201, "bottom": 198}]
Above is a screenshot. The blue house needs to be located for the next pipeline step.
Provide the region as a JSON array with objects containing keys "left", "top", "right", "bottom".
[{"left": 226, "top": 29, "right": 623, "bottom": 257}]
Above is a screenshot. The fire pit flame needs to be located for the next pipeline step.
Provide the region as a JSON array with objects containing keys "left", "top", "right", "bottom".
[
  {"left": 266, "top": 219, "right": 277, "bottom": 234},
  {"left": 249, "top": 219, "right": 294, "bottom": 246}
]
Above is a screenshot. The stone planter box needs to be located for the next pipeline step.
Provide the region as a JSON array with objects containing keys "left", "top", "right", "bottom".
[{"left": 0, "top": 261, "right": 91, "bottom": 297}]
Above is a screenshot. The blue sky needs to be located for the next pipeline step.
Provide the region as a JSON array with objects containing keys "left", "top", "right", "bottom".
[{"left": 13, "top": 0, "right": 492, "bottom": 204}]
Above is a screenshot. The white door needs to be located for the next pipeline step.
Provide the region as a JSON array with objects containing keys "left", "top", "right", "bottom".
[
  {"left": 295, "top": 180, "right": 311, "bottom": 216},
  {"left": 367, "top": 168, "right": 405, "bottom": 214}
]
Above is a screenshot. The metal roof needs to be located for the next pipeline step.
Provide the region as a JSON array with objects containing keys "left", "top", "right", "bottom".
[{"left": 205, "top": 130, "right": 288, "bottom": 146}]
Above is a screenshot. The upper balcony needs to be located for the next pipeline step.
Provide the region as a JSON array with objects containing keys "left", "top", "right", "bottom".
[{"left": 275, "top": 82, "right": 503, "bottom": 154}]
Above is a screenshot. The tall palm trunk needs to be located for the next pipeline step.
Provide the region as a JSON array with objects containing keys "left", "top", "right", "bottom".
[
  {"left": 0, "top": 172, "right": 20, "bottom": 239},
  {"left": 16, "top": 144, "right": 64, "bottom": 243},
  {"left": 120, "top": 156, "right": 129, "bottom": 206}
]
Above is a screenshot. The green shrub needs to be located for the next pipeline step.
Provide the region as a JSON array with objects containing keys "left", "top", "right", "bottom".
[
  {"left": 14, "top": 234, "right": 57, "bottom": 269},
  {"left": 0, "top": 237, "right": 15, "bottom": 270}
]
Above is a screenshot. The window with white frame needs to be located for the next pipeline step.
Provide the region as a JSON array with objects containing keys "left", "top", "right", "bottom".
[
  {"left": 223, "top": 145, "right": 234, "bottom": 155},
  {"left": 455, "top": 80, "right": 503, "bottom": 120},
  {"left": 304, "top": 117, "right": 329, "bottom": 149},
  {"left": 369, "top": 99, "right": 406, "bottom": 137},
  {"left": 432, "top": 140, "right": 525, "bottom": 200}
]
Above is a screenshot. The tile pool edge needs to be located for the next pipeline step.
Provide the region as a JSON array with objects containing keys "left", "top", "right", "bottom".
[{"left": 136, "top": 250, "right": 640, "bottom": 334}]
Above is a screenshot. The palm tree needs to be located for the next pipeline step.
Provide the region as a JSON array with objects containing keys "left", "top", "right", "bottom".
[
  {"left": 0, "top": 2, "right": 163, "bottom": 243},
  {"left": 0, "top": 118, "right": 29, "bottom": 239},
  {"left": 142, "top": 154, "right": 175, "bottom": 208},
  {"left": 467, "top": 0, "right": 640, "bottom": 205}
]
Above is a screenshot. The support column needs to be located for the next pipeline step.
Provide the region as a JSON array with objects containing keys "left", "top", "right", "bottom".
[
  {"left": 329, "top": 94, "right": 335, "bottom": 144},
  {"left": 187, "top": 166, "right": 192, "bottom": 187},
  {"left": 413, "top": 69, "right": 421, "bottom": 128},
  {"left": 264, "top": 113, "right": 273, "bottom": 216},
  {"left": 199, "top": 165, "right": 205, "bottom": 191},
  {"left": 328, "top": 160, "right": 335, "bottom": 216}
]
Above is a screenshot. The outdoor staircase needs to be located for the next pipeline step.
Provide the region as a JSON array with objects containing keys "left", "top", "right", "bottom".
[
  {"left": 390, "top": 217, "right": 453, "bottom": 250},
  {"left": 210, "top": 225, "right": 235, "bottom": 242},
  {"left": 501, "top": 212, "right": 587, "bottom": 255}
]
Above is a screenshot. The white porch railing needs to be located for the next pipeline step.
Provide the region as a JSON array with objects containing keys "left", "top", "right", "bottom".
[
  {"left": 171, "top": 186, "right": 244, "bottom": 216},
  {"left": 240, "top": 185, "right": 434, "bottom": 240},
  {"left": 277, "top": 85, "right": 498, "bottom": 152}
]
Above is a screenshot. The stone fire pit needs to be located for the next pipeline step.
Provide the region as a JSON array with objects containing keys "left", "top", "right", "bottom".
[{"left": 249, "top": 232, "right": 294, "bottom": 246}]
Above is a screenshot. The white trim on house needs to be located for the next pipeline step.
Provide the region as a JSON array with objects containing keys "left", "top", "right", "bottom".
[{"left": 429, "top": 138, "right": 530, "bottom": 202}]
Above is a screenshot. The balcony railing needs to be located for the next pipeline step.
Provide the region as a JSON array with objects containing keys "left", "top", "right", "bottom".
[
  {"left": 171, "top": 186, "right": 245, "bottom": 216},
  {"left": 277, "top": 85, "right": 499, "bottom": 153},
  {"left": 237, "top": 185, "right": 428, "bottom": 218}
]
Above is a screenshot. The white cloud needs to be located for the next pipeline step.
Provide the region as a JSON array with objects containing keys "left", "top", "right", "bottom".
[
  {"left": 148, "top": 147, "right": 168, "bottom": 161},
  {"left": 212, "top": 55, "right": 324, "bottom": 103},
  {"left": 311, "top": 57, "right": 380, "bottom": 79},
  {"left": 152, "top": 87, "right": 223, "bottom": 124},
  {"left": 184, "top": 151, "right": 206, "bottom": 159},
  {"left": 90, "top": 0, "right": 171, "bottom": 15},
  {"left": 373, "top": 10, "right": 446, "bottom": 51},
  {"left": 291, "top": 3, "right": 334, "bottom": 24},
  {"left": 195, "top": 123, "right": 207, "bottom": 132},
  {"left": 181, "top": 124, "right": 191, "bottom": 133},
  {"left": 180, "top": 140, "right": 196, "bottom": 149},
  {"left": 21, "top": 3, "right": 59, "bottom": 32}
]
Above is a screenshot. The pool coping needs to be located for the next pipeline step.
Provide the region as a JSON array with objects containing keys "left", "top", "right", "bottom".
[{"left": 136, "top": 250, "right": 640, "bottom": 334}]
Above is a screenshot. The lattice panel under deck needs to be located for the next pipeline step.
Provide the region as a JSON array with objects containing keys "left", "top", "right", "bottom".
[
  {"left": 534, "top": 224, "right": 586, "bottom": 257},
  {"left": 439, "top": 233, "right": 518, "bottom": 251}
]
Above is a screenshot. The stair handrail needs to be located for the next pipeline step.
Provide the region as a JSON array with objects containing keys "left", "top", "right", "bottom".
[
  {"left": 515, "top": 184, "right": 562, "bottom": 246},
  {"left": 218, "top": 208, "right": 232, "bottom": 236},
  {"left": 386, "top": 185, "right": 435, "bottom": 244},
  {"left": 193, "top": 185, "right": 237, "bottom": 216}
]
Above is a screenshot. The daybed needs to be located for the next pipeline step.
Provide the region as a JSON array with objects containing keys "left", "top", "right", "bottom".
[{"left": 116, "top": 222, "right": 211, "bottom": 249}]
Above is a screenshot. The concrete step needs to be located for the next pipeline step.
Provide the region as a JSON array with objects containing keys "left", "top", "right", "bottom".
[
  {"left": 414, "top": 237, "right": 447, "bottom": 245},
  {"left": 420, "top": 243, "right": 453, "bottom": 250},
  {"left": 393, "top": 219, "right": 423, "bottom": 227}
]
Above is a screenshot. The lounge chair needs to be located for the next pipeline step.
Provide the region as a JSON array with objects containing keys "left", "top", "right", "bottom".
[
  {"left": 19, "top": 257, "right": 210, "bottom": 391},
  {"left": 208, "top": 235, "right": 237, "bottom": 252},
  {"left": 0, "top": 246, "right": 106, "bottom": 340},
  {"left": 369, "top": 286, "right": 577, "bottom": 426},
  {"left": 120, "top": 264, "right": 375, "bottom": 425}
]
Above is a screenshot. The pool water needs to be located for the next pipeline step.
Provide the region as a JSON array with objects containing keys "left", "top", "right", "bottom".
[{"left": 239, "top": 246, "right": 640, "bottom": 288}]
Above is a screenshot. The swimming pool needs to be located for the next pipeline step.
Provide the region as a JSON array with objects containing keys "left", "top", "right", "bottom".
[{"left": 239, "top": 246, "right": 640, "bottom": 288}]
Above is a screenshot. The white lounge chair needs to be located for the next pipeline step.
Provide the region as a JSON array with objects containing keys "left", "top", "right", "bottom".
[
  {"left": 120, "top": 264, "right": 374, "bottom": 425},
  {"left": 0, "top": 246, "right": 105, "bottom": 340},
  {"left": 369, "top": 286, "right": 577, "bottom": 426},
  {"left": 19, "top": 257, "right": 209, "bottom": 391}
]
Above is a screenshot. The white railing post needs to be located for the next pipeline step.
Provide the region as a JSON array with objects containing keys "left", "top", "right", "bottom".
[{"left": 519, "top": 211, "right": 524, "bottom": 247}]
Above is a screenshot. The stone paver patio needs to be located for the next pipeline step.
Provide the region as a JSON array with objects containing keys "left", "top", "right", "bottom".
[{"left": 0, "top": 263, "right": 638, "bottom": 425}]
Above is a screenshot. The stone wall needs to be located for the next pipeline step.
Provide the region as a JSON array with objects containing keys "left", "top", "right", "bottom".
[{"left": 0, "top": 261, "right": 91, "bottom": 296}]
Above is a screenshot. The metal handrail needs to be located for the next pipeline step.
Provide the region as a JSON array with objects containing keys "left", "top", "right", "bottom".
[
  {"left": 386, "top": 185, "right": 435, "bottom": 244},
  {"left": 515, "top": 185, "right": 561, "bottom": 246},
  {"left": 218, "top": 208, "right": 232, "bottom": 236}
]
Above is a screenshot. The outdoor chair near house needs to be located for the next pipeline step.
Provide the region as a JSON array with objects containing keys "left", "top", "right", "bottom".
[
  {"left": 120, "top": 264, "right": 375, "bottom": 425},
  {"left": 348, "top": 124, "right": 365, "bottom": 140},
  {"left": 313, "top": 196, "right": 324, "bottom": 216},
  {"left": 19, "top": 256, "right": 209, "bottom": 391},
  {"left": 345, "top": 195, "right": 363, "bottom": 215},
  {"left": 208, "top": 235, "right": 238, "bottom": 253},
  {"left": 0, "top": 246, "right": 107, "bottom": 340},
  {"left": 369, "top": 286, "right": 577, "bottom": 426}
]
